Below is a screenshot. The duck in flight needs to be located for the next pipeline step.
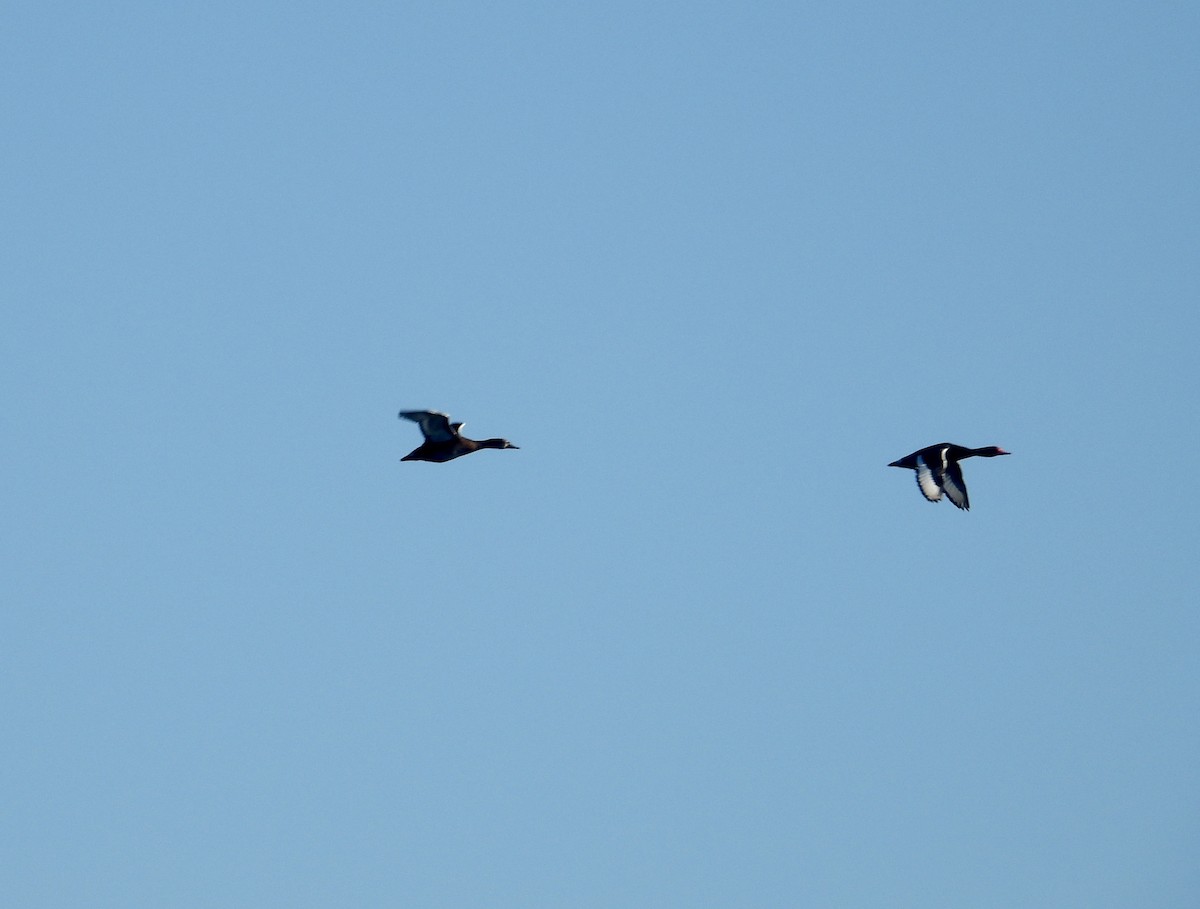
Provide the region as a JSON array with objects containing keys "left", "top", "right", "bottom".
[
  {"left": 398, "top": 410, "right": 519, "bottom": 463},
  {"left": 888, "top": 443, "right": 1009, "bottom": 511}
]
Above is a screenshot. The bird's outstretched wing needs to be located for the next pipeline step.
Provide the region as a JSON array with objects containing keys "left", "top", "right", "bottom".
[
  {"left": 913, "top": 455, "right": 944, "bottom": 503},
  {"left": 399, "top": 410, "right": 457, "bottom": 442},
  {"left": 942, "top": 460, "right": 970, "bottom": 510}
]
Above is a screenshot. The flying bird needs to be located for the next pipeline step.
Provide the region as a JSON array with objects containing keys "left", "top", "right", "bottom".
[
  {"left": 398, "top": 410, "right": 519, "bottom": 463},
  {"left": 888, "top": 443, "right": 1009, "bottom": 510}
]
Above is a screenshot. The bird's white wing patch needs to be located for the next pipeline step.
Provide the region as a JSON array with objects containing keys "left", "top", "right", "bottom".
[
  {"left": 914, "top": 456, "right": 943, "bottom": 502},
  {"left": 942, "top": 462, "right": 970, "bottom": 510}
]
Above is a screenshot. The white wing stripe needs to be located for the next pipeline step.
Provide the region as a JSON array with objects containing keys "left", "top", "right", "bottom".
[
  {"left": 915, "top": 456, "right": 944, "bottom": 502},
  {"left": 942, "top": 466, "right": 969, "bottom": 510}
]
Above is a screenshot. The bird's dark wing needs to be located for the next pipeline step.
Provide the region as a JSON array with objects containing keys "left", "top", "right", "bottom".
[
  {"left": 399, "top": 410, "right": 457, "bottom": 442},
  {"left": 942, "top": 460, "right": 970, "bottom": 510}
]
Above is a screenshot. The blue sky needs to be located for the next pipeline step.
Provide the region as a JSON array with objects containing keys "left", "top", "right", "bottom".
[{"left": 3, "top": 2, "right": 1198, "bottom": 906}]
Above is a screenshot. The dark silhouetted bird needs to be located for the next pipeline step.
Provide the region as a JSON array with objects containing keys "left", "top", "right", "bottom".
[
  {"left": 888, "top": 443, "right": 1009, "bottom": 510},
  {"left": 398, "top": 410, "right": 519, "bottom": 463}
]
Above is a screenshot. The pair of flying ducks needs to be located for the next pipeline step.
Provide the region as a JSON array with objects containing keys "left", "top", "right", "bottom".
[{"left": 398, "top": 409, "right": 1008, "bottom": 511}]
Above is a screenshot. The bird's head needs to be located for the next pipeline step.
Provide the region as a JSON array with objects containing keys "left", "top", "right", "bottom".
[{"left": 479, "top": 438, "right": 519, "bottom": 451}]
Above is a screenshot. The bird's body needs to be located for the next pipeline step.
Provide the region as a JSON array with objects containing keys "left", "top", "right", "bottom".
[
  {"left": 888, "top": 443, "right": 1009, "bottom": 510},
  {"left": 398, "top": 410, "right": 518, "bottom": 463}
]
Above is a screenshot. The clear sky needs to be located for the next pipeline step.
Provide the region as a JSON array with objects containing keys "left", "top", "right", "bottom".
[{"left": 3, "top": 2, "right": 1198, "bottom": 906}]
